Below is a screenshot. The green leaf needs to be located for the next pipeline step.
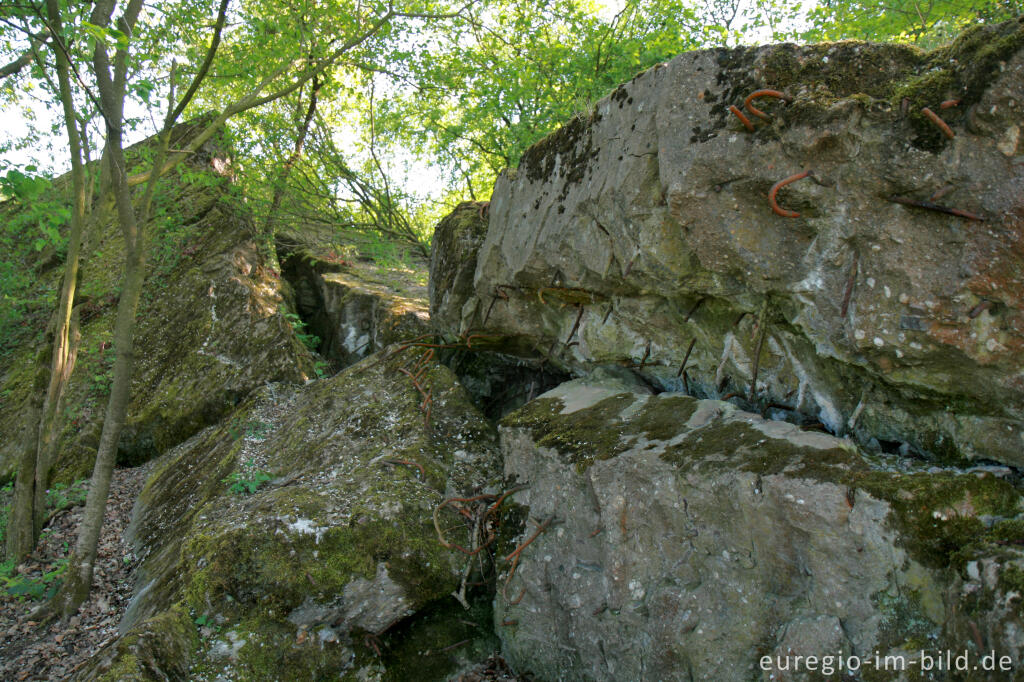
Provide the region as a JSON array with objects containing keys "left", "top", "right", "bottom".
[{"left": 80, "top": 21, "right": 130, "bottom": 50}]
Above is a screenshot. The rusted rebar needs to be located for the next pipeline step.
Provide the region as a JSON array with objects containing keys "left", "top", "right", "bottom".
[
  {"left": 744, "top": 89, "right": 792, "bottom": 121},
  {"left": 768, "top": 170, "right": 811, "bottom": 218}
]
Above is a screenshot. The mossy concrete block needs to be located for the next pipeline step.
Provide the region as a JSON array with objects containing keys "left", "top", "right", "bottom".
[
  {"left": 496, "top": 378, "right": 1023, "bottom": 681},
  {"left": 445, "top": 19, "right": 1024, "bottom": 467},
  {"left": 114, "top": 346, "right": 501, "bottom": 679},
  {"left": 429, "top": 201, "right": 490, "bottom": 333},
  {"left": 119, "top": 197, "right": 316, "bottom": 465}
]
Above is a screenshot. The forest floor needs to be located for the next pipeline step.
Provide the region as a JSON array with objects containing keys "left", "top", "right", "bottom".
[
  {"left": 0, "top": 462, "right": 150, "bottom": 680},
  {"left": 0, "top": 462, "right": 522, "bottom": 681}
]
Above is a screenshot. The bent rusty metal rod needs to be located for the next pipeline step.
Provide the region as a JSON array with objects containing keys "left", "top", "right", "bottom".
[
  {"left": 840, "top": 251, "right": 859, "bottom": 319},
  {"left": 382, "top": 459, "right": 425, "bottom": 478},
  {"left": 921, "top": 107, "right": 954, "bottom": 139},
  {"left": 749, "top": 300, "right": 769, "bottom": 401},
  {"left": 729, "top": 105, "right": 754, "bottom": 131},
  {"left": 684, "top": 297, "right": 704, "bottom": 322},
  {"left": 504, "top": 516, "right": 556, "bottom": 563},
  {"left": 887, "top": 195, "right": 984, "bottom": 222},
  {"left": 483, "top": 285, "right": 513, "bottom": 325},
  {"left": 676, "top": 338, "right": 696, "bottom": 379},
  {"left": 744, "top": 89, "right": 792, "bottom": 121},
  {"left": 637, "top": 341, "right": 651, "bottom": 371},
  {"left": 769, "top": 170, "right": 811, "bottom": 218},
  {"left": 968, "top": 301, "right": 992, "bottom": 319},
  {"left": 564, "top": 305, "right": 585, "bottom": 348}
]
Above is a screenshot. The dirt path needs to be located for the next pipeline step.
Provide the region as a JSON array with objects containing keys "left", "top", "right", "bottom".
[{"left": 0, "top": 463, "right": 150, "bottom": 681}]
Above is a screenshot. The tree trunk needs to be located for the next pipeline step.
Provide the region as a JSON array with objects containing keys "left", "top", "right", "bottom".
[
  {"left": 5, "top": 348, "right": 50, "bottom": 561},
  {"left": 34, "top": 307, "right": 82, "bottom": 536},
  {"left": 55, "top": 140, "right": 147, "bottom": 618},
  {"left": 31, "top": 0, "right": 89, "bottom": 546},
  {"left": 51, "top": 0, "right": 147, "bottom": 617}
]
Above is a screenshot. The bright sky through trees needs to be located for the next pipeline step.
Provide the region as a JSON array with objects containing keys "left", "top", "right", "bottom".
[{"left": 2, "top": 0, "right": 1020, "bottom": 243}]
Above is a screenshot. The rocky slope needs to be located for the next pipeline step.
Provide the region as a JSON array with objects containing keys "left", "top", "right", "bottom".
[{"left": 1, "top": 19, "right": 1022, "bottom": 682}]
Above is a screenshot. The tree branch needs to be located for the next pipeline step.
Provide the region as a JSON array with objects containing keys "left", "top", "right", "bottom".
[
  {"left": 126, "top": 9, "right": 397, "bottom": 187},
  {"left": 0, "top": 29, "right": 48, "bottom": 81},
  {"left": 168, "top": 0, "right": 229, "bottom": 125}
]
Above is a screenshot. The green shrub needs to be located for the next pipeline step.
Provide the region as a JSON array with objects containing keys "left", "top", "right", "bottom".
[{"left": 223, "top": 459, "right": 273, "bottom": 495}]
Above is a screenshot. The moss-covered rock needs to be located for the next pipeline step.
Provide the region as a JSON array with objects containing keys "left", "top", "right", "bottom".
[
  {"left": 74, "top": 605, "right": 197, "bottom": 681},
  {"left": 114, "top": 346, "right": 502, "bottom": 679},
  {"left": 496, "top": 376, "right": 1024, "bottom": 681}
]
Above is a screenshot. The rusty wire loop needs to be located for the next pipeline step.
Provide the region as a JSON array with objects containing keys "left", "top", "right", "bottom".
[{"left": 433, "top": 485, "right": 529, "bottom": 558}]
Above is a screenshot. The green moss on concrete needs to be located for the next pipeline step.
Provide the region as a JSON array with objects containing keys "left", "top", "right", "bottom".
[
  {"left": 219, "top": 615, "right": 354, "bottom": 682},
  {"left": 998, "top": 564, "right": 1024, "bottom": 595},
  {"left": 893, "top": 17, "right": 1024, "bottom": 149},
  {"left": 761, "top": 41, "right": 925, "bottom": 100},
  {"left": 502, "top": 395, "right": 636, "bottom": 470},
  {"left": 0, "top": 345, "right": 48, "bottom": 481},
  {"left": 871, "top": 589, "right": 939, "bottom": 654},
  {"left": 900, "top": 17, "right": 1024, "bottom": 107},
  {"left": 991, "top": 519, "right": 1024, "bottom": 545},
  {"left": 506, "top": 388, "right": 1022, "bottom": 573},
  {"left": 89, "top": 604, "right": 197, "bottom": 681},
  {"left": 184, "top": 495, "right": 455, "bottom": 617},
  {"left": 701, "top": 19, "right": 1023, "bottom": 151},
  {"left": 519, "top": 109, "right": 600, "bottom": 188},
  {"left": 120, "top": 346, "right": 500, "bottom": 681},
  {"left": 685, "top": 419, "right": 1019, "bottom": 569}
]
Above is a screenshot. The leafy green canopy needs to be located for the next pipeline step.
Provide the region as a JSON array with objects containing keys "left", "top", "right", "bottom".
[
  {"left": 802, "top": 0, "right": 1022, "bottom": 48},
  {"left": 218, "top": 0, "right": 1021, "bottom": 259},
  {"left": 2, "top": 0, "right": 1020, "bottom": 276},
  {"left": 0, "top": 165, "right": 68, "bottom": 353}
]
